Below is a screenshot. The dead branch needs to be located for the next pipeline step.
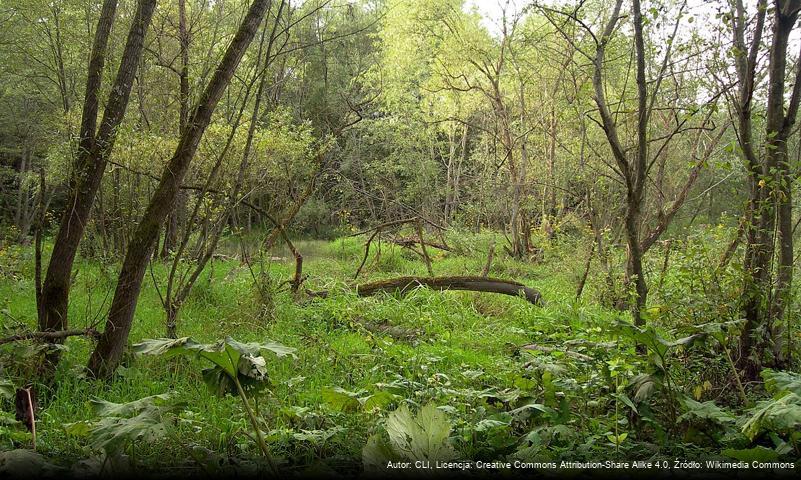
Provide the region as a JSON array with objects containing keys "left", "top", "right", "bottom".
[
  {"left": 354, "top": 228, "right": 381, "bottom": 280},
  {"left": 415, "top": 219, "right": 434, "bottom": 276},
  {"left": 388, "top": 236, "right": 451, "bottom": 252},
  {"left": 0, "top": 328, "right": 99, "bottom": 346}
]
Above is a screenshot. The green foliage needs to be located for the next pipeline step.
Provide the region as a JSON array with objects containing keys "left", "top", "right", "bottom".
[
  {"left": 133, "top": 336, "right": 295, "bottom": 396},
  {"left": 363, "top": 403, "right": 456, "bottom": 470},
  {"left": 0, "top": 232, "right": 799, "bottom": 471},
  {"left": 64, "top": 394, "right": 186, "bottom": 457},
  {"left": 678, "top": 398, "right": 735, "bottom": 426},
  {"left": 740, "top": 370, "right": 801, "bottom": 442}
]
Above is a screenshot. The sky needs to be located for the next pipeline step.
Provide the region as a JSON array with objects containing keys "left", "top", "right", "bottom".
[{"left": 462, "top": 0, "right": 799, "bottom": 52}]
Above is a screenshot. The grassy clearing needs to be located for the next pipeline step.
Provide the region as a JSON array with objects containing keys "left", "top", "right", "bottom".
[{"left": 0, "top": 228, "right": 798, "bottom": 474}]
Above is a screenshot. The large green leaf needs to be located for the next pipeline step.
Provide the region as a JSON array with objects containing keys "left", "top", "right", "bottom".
[
  {"left": 133, "top": 336, "right": 296, "bottom": 397},
  {"left": 322, "top": 387, "right": 364, "bottom": 412},
  {"left": 0, "top": 379, "right": 13, "bottom": 400},
  {"left": 87, "top": 410, "right": 170, "bottom": 455},
  {"left": 89, "top": 393, "right": 174, "bottom": 417},
  {"left": 762, "top": 369, "right": 801, "bottom": 397},
  {"left": 722, "top": 446, "right": 779, "bottom": 462},
  {"left": 134, "top": 336, "right": 295, "bottom": 371},
  {"left": 384, "top": 403, "right": 456, "bottom": 462},
  {"left": 131, "top": 337, "right": 198, "bottom": 357},
  {"left": 678, "top": 398, "right": 735, "bottom": 425},
  {"left": 741, "top": 393, "right": 801, "bottom": 440},
  {"left": 363, "top": 433, "right": 398, "bottom": 471},
  {"left": 77, "top": 394, "right": 186, "bottom": 455}
]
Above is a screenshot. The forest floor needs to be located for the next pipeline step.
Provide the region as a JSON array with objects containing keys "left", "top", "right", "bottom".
[{"left": 0, "top": 229, "right": 799, "bottom": 476}]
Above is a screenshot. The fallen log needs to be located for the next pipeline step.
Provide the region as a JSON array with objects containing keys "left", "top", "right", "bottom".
[{"left": 352, "top": 275, "right": 542, "bottom": 306}]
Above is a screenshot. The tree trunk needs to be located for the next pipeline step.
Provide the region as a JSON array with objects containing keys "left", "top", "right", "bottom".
[
  {"left": 37, "top": 0, "right": 157, "bottom": 373},
  {"left": 737, "top": 1, "right": 800, "bottom": 378},
  {"left": 87, "top": 0, "right": 273, "bottom": 380},
  {"left": 161, "top": 0, "right": 192, "bottom": 260}
]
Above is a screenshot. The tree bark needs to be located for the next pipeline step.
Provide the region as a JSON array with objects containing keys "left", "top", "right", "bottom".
[
  {"left": 37, "top": 0, "right": 157, "bottom": 372},
  {"left": 352, "top": 276, "right": 542, "bottom": 305},
  {"left": 87, "top": 0, "right": 273, "bottom": 380},
  {"left": 161, "top": 0, "right": 192, "bottom": 260},
  {"left": 737, "top": 0, "right": 801, "bottom": 378}
]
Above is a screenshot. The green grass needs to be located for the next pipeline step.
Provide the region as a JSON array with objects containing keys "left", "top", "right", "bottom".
[{"left": 0, "top": 228, "right": 799, "bottom": 475}]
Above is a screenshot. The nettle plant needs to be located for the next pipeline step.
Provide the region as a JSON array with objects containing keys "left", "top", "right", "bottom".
[{"left": 133, "top": 336, "right": 296, "bottom": 475}]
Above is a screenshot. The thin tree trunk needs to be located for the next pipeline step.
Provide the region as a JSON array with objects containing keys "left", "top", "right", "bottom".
[
  {"left": 87, "top": 0, "right": 273, "bottom": 379},
  {"left": 161, "top": 0, "right": 192, "bottom": 260},
  {"left": 738, "top": 1, "right": 801, "bottom": 378},
  {"left": 165, "top": 1, "right": 285, "bottom": 336},
  {"left": 37, "top": 0, "right": 157, "bottom": 373}
]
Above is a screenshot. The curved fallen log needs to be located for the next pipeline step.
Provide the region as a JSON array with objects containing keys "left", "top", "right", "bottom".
[{"left": 353, "top": 275, "right": 542, "bottom": 306}]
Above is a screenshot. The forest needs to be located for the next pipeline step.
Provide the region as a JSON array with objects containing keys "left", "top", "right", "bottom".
[{"left": 0, "top": 0, "right": 800, "bottom": 477}]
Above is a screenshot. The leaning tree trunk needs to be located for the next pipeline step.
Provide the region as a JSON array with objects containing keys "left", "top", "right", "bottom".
[
  {"left": 37, "top": 0, "right": 157, "bottom": 373},
  {"left": 87, "top": 0, "right": 273, "bottom": 380}
]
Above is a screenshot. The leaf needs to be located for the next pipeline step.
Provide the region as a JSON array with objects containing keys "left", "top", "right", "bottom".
[
  {"left": 384, "top": 403, "right": 456, "bottom": 462},
  {"left": 237, "top": 354, "right": 268, "bottom": 381},
  {"left": 0, "top": 379, "right": 13, "bottom": 400},
  {"left": 131, "top": 337, "right": 197, "bottom": 357},
  {"left": 509, "top": 402, "right": 551, "bottom": 420},
  {"left": 361, "top": 391, "right": 398, "bottom": 411},
  {"left": 722, "top": 446, "right": 779, "bottom": 462},
  {"left": 202, "top": 366, "right": 237, "bottom": 397},
  {"left": 90, "top": 394, "right": 173, "bottom": 417},
  {"left": 662, "top": 333, "right": 705, "bottom": 348},
  {"left": 741, "top": 393, "right": 801, "bottom": 440},
  {"left": 678, "top": 398, "right": 735, "bottom": 425},
  {"left": 631, "top": 374, "right": 656, "bottom": 402},
  {"left": 474, "top": 419, "right": 510, "bottom": 432},
  {"left": 615, "top": 393, "right": 638, "bottom": 414},
  {"left": 292, "top": 426, "right": 344, "bottom": 444},
  {"left": 63, "top": 421, "right": 92, "bottom": 437},
  {"left": 134, "top": 336, "right": 295, "bottom": 394},
  {"left": 322, "top": 387, "right": 363, "bottom": 412},
  {"left": 81, "top": 394, "right": 186, "bottom": 455},
  {"left": 223, "top": 337, "right": 297, "bottom": 360},
  {"left": 363, "top": 433, "right": 398, "bottom": 471},
  {"left": 762, "top": 369, "right": 801, "bottom": 397},
  {"left": 88, "top": 410, "right": 168, "bottom": 455}
]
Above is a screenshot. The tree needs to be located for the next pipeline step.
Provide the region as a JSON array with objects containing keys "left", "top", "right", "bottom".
[
  {"left": 36, "top": 0, "right": 157, "bottom": 372},
  {"left": 548, "top": 0, "right": 726, "bottom": 327},
  {"left": 87, "top": 0, "right": 274, "bottom": 379},
  {"left": 728, "top": 0, "right": 801, "bottom": 377}
]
